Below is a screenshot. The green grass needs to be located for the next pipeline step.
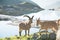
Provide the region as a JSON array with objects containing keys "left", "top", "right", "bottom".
[
  {"left": 0, "top": 32, "right": 51, "bottom": 40},
  {"left": 0, "top": 35, "right": 33, "bottom": 40}
]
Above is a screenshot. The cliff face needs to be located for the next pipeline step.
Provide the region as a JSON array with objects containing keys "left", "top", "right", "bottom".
[{"left": 0, "top": 0, "right": 44, "bottom": 16}]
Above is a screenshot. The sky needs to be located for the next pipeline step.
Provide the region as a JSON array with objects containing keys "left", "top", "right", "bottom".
[{"left": 31, "top": 0, "right": 60, "bottom": 9}]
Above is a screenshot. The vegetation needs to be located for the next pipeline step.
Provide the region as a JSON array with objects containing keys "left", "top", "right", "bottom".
[{"left": 0, "top": 32, "right": 56, "bottom": 40}]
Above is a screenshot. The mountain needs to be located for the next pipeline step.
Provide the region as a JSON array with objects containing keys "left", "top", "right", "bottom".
[
  {"left": 0, "top": 0, "right": 37, "bottom": 5},
  {"left": 0, "top": 0, "right": 44, "bottom": 16}
]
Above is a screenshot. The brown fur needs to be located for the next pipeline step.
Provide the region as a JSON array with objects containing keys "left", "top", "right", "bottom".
[
  {"left": 37, "top": 18, "right": 58, "bottom": 32},
  {"left": 19, "top": 15, "right": 34, "bottom": 36}
]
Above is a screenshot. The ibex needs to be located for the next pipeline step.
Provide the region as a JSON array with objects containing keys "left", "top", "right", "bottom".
[
  {"left": 19, "top": 15, "right": 34, "bottom": 36},
  {"left": 37, "top": 18, "right": 58, "bottom": 34}
]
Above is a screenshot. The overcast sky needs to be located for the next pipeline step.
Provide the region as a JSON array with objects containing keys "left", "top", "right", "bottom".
[{"left": 31, "top": 0, "right": 60, "bottom": 9}]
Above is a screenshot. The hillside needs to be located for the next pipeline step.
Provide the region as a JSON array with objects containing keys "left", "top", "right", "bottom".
[{"left": 0, "top": 0, "right": 44, "bottom": 16}]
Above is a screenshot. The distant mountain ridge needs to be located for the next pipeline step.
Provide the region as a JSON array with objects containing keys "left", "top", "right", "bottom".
[
  {"left": 0, "top": 0, "right": 37, "bottom": 5},
  {"left": 0, "top": 0, "right": 44, "bottom": 16}
]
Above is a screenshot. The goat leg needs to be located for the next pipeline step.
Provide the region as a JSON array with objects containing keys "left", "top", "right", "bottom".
[
  {"left": 28, "top": 29, "right": 30, "bottom": 36},
  {"left": 25, "top": 30, "right": 27, "bottom": 36},
  {"left": 39, "top": 29, "right": 41, "bottom": 35},
  {"left": 19, "top": 31, "right": 21, "bottom": 36}
]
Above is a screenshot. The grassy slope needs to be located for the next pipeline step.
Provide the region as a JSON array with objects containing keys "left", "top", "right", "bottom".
[{"left": 0, "top": 32, "right": 50, "bottom": 40}]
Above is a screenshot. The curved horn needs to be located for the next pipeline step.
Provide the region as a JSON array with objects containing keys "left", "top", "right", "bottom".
[
  {"left": 31, "top": 16, "right": 34, "bottom": 19},
  {"left": 24, "top": 15, "right": 30, "bottom": 19}
]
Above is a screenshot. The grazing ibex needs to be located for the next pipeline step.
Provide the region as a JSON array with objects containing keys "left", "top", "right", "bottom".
[
  {"left": 19, "top": 15, "right": 34, "bottom": 36},
  {"left": 37, "top": 18, "right": 58, "bottom": 34}
]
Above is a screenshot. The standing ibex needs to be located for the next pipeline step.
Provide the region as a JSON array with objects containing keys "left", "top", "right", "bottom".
[
  {"left": 19, "top": 15, "right": 34, "bottom": 36},
  {"left": 37, "top": 18, "right": 58, "bottom": 34}
]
